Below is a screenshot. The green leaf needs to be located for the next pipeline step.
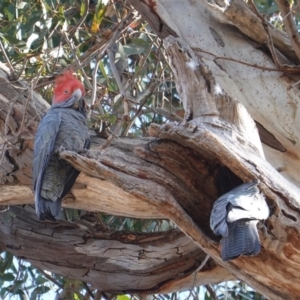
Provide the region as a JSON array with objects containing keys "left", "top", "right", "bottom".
[
  {"left": 267, "top": 3, "right": 279, "bottom": 14},
  {"left": 44, "top": 0, "right": 55, "bottom": 10},
  {"left": 73, "top": 292, "right": 81, "bottom": 300},
  {"left": 58, "top": 4, "right": 65, "bottom": 17},
  {"left": 80, "top": 1, "right": 87, "bottom": 16},
  {"left": 0, "top": 272, "right": 15, "bottom": 281},
  {"left": 65, "top": 208, "right": 80, "bottom": 221},
  {"left": 90, "top": 1, "right": 106, "bottom": 33},
  {"left": 4, "top": 4, "right": 15, "bottom": 21},
  {"left": 99, "top": 60, "right": 109, "bottom": 83},
  {"left": 30, "top": 286, "right": 50, "bottom": 300},
  {"left": 123, "top": 40, "right": 149, "bottom": 56},
  {"left": 0, "top": 251, "right": 13, "bottom": 273},
  {"left": 115, "top": 42, "right": 128, "bottom": 69},
  {"left": 131, "top": 38, "right": 150, "bottom": 49},
  {"left": 15, "top": 289, "right": 27, "bottom": 300},
  {"left": 117, "top": 295, "right": 131, "bottom": 300},
  {"left": 23, "top": 14, "right": 43, "bottom": 31},
  {"left": 12, "top": 280, "right": 25, "bottom": 294},
  {"left": 17, "top": 2, "right": 28, "bottom": 9},
  {"left": 35, "top": 275, "right": 48, "bottom": 285},
  {"left": 108, "top": 81, "right": 118, "bottom": 92},
  {"left": 113, "top": 94, "right": 122, "bottom": 104},
  {"left": 0, "top": 287, "right": 9, "bottom": 298},
  {"left": 0, "top": 34, "right": 26, "bottom": 47}
]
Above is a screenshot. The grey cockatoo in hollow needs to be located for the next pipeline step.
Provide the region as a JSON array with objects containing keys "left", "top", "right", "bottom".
[
  {"left": 210, "top": 180, "right": 269, "bottom": 261},
  {"left": 33, "top": 71, "right": 90, "bottom": 221}
]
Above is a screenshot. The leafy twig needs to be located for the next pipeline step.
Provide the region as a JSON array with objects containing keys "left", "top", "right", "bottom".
[
  {"left": 62, "top": 31, "right": 93, "bottom": 90},
  {"left": 69, "top": 0, "right": 90, "bottom": 39}
]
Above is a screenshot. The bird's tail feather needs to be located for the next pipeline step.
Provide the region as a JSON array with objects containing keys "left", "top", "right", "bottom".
[
  {"left": 221, "top": 220, "right": 260, "bottom": 261},
  {"left": 35, "top": 194, "right": 61, "bottom": 221}
]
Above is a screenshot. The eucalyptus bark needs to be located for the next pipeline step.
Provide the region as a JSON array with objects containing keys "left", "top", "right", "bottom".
[
  {"left": 0, "top": 63, "right": 233, "bottom": 293},
  {"left": 1, "top": 0, "right": 300, "bottom": 299}
]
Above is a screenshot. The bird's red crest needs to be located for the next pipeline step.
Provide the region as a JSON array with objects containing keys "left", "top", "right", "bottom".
[{"left": 53, "top": 70, "right": 86, "bottom": 104}]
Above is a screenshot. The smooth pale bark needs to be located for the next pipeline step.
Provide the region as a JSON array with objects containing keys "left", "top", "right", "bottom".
[
  {"left": 1, "top": 0, "right": 300, "bottom": 298},
  {"left": 128, "top": 0, "right": 300, "bottom": 187}
]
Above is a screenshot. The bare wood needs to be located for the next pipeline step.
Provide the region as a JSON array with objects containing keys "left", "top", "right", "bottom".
[
  {"left": 69, "top": 174, "right": 165, "bottom": 219},
  {"left": 1, "top": 0, "right": 300, "bottom": 298},
  {"left": 0, "top": 62, "right": 234, "bottom": 291}
]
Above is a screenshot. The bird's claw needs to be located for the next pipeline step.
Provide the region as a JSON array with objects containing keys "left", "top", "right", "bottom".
[{"left": 55, "top": 145, "right": 67, "bottom": 154}]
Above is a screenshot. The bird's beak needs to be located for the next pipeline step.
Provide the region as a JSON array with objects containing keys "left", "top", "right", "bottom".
[
  {"left": 72, "top": 89, "right": 83, "bottom": 101},
  {"left": 71, "top": 89, "right": 84, "bottom": 110},
  {"left": 71, "top": 89, "right": 88, "bottom": 114}
]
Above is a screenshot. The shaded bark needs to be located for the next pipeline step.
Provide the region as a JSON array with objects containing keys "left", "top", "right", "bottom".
[
  {"left": 1, "top": 0, "right": 300, "bottom": 298},
  {"left": 0, "top": 206, "right": 233, "bottom": 293},
  {"left": 0, "top": 62, "right": 234, "bottom": 292}
]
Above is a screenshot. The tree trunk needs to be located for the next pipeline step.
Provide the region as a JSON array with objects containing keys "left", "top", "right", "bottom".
[{"left": 1, "top": 0, "right": 300, "bottom": 298}]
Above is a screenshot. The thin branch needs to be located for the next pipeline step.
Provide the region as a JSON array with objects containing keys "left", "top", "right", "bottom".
[
  {"left": 75, "top": 40, "right": 108, "bottom": 71},
  {"left": 193, "top": 46, "right": 300, "bottom": 73},
  {"left": 91, "top": 59, "right": 105, "bottom": 116},
  {"left": 274, "top": 0, "right": 300, "bottom": 61},
  {"left": 0, "top": 39, "right": 15, "bottom": 76},
  {"left": 36, "top": 268, "right": 64, "bottom": 289},
  {"left": 193, "top": 255, "right": 210, "bottom": 286},
  {"left": 69, "top": 0, "right": 90, "bottom": 39},
  {"left": 0, "top": 144, "right": 7, "bottom": 170},
  {"left": 62, "top": 31, "right": 92, "bottom": 90},
  {"left": 99, "top": 115, "right": 127, "bottom": 150},
  {"left": 82, "top": 282, "right": 95, "bottom": 299},
  {"left": 107, "top": 47, "right": 126, "bottom": 96},
  {"left": 184, "top": 255, "right": 210, "bottom": 300},
  {"left": 91, "top": 60, "right": 100, "bottom": 106},
  {"left": 124, "top": 28, "right": 157, "bottom": 90},
  {"left": 73, "top": 217, "right": 97, "bottom": 233},
  {"left": 17, "top": 86, "right": 32, "bottom": 135},
  {"left": 122, "top": 80, "right": 160, "bottom": 135},
  {"left": 205, "top": 284, "right": 218, "bottom": 300},
  {"left": 105, "top": 14, "right": 136, "bottom": 100},
  {"left": 4, "top": 100, "right": 16, "bottom": 136},
  {"left": 248, "top": 0, "right": 284, "bottom": 69}
]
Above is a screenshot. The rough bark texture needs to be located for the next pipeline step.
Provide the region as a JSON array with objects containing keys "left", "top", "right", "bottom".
[
  {"left": 0, "top": 63, "right": 234, "bottom": 292},
  {"left": 1, "top": 206, "right": 234, "bottom": 293},
  {"left": 1, "top": 0, "right": 300, "bottom": 298}
]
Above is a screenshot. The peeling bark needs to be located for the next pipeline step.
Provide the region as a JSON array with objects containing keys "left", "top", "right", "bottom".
[
  {"left": 0, "top": 206, "right": 233, "bottom": 293},
  {"left": 0, "top": 63, "right": 233, "bottom": 292},
  {"left": 1, "top": 0, "right": 300, "bottom": 298}
]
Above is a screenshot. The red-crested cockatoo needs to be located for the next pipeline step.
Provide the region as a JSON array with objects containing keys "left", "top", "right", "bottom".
[{"left": 33, "top": 71, "right": 90, "bottom": 220}]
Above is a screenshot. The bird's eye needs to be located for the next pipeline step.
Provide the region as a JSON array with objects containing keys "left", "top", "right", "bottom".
[{"left": 64, "top": 90, "right": 69, "bottom": 94}]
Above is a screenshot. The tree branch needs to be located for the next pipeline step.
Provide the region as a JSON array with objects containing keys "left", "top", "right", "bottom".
[{"left": 274, "top": 0, "right": 300, "bottom": 61}]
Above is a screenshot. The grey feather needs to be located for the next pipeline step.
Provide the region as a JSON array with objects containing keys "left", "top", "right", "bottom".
[
  {"left": 221, "top": 220, "right": 261, "bottom": 261},
  {"left": 33, "top": 90, "right": 90, "bottom": 221},
  {"left": 210, "top": 180, "right": 269, "bottom": 261}
]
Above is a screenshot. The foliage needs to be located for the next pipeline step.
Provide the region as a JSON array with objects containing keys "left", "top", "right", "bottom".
[
  {"left": 0, "top": 249, "right": 267, "bottom": 299},
  {"left": 0, "top": 0, "right": 182, "bottom": 139},
  {"left": 253, "top": 0, "right": 300, "bottom": 30},
  {"left": 0, "top": 0, "right": 285, "bottom": 298}
]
